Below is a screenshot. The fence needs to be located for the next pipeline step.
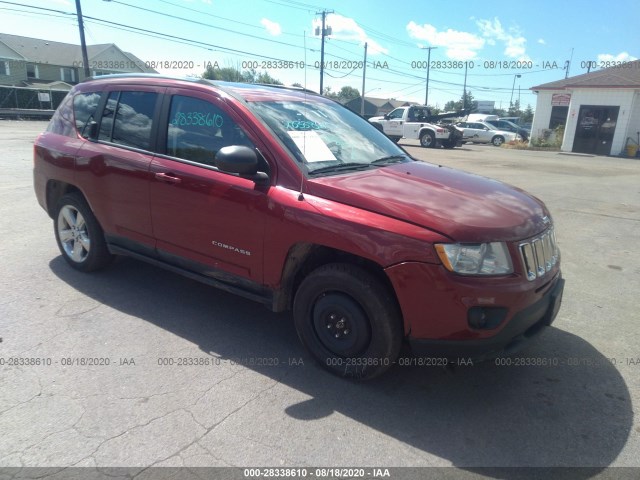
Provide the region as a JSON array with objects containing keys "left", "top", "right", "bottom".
[{"left": 0, "top": 85, "right": 69, "bottom": 117}]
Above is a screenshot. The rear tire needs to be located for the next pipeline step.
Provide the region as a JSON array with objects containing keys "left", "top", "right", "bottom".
[
  {"left": 293, "top": 263, "right": 403, "bottom": 380},
  {"left": 419, "top": 131, "right": 435, "bottom": 148},
  {"left": 54, "top": 192, "right": 113, "bottom": 272}
]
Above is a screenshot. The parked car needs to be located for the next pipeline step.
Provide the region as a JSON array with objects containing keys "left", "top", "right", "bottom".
[
  {"left": 465, "top": 113, "right": 499, "bottom": 123},
  {"left": 486, "top": 119, "right": 530, "bottom": 141},
  {"left": 33, "top": 74, "right": 563, "bottom": 379},
  {"left": 456, "top": 121, "right": 520, "bottom": 146}
]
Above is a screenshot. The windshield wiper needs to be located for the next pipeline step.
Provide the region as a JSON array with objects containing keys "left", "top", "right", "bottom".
[
  {"left": 371, "top": 155, "right": 408, "bottom": 165},
  {"left": 308, "top": 163, "right": 372, "bottom": 176}
]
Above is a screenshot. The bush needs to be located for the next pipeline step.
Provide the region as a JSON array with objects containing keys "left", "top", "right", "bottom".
[{"left": 530, "top": 125, "right": 564, "bottom": 149}]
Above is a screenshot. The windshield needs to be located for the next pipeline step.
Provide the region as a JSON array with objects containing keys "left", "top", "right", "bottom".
[{"left": 249, "top": 98, "right": 409, "bottom": 175}]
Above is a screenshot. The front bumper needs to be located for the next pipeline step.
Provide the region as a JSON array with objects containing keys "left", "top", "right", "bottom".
[
  {"left": 408, "top": 275, "right": 564, "bottom": 361},
  {"left": 384, "top": 260, "right": 564, "bottom": 361}
]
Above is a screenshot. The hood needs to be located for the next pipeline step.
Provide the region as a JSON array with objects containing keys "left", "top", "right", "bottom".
[{"left": 307, "top": 161, "right": 549, "bottom": 242}]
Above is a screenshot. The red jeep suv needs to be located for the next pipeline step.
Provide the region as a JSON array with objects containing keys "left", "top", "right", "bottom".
[{"left": 33, "top": 74, "right": 564, "bottom": 379}]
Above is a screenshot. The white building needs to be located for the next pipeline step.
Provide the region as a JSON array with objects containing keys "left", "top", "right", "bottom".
[{"left": 530, "top": 61, "right": 640, "bottom": 156}]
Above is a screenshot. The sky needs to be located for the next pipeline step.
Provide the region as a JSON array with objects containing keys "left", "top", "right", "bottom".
[{"left": 1, "top": 0, "right": 638, "bottom": 110}]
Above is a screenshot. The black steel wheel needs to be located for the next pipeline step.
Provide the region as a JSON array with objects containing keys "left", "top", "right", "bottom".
[{"left": 293, "top": 263, "right": 403, "bottom": 379}]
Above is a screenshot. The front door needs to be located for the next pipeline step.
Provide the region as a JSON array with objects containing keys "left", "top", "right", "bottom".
[
  {"left": 572, "top": 105, "right": 619, "bottom": 155},
  {"left": 384, "top": 108, "right": 405, "bottom": 137},
  {"left": 149, "top": 90, "right": 268, "bottom": 284}
]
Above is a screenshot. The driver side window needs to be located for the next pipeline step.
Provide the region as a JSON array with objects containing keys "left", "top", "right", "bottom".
[
  {"left": 388, "top": 109, "right": 404, "bottom": 120},
  {"left": 166, "top": 95, "right": 254, "bottom": 165}
]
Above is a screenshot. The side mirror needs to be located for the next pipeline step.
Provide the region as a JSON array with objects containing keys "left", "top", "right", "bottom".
[
  {"left": 214, "top": 146, "right": 270, "bottom": 186},
  {"left": 383, "top": 114, "right": 390, "bottom": 120},
  {"left": 85, "top": 120, "right": 98, "bottom": 140}
]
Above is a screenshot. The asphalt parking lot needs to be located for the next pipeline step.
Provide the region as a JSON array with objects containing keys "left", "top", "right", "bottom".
[{"left": 1, "top": 120, "right": 639, "bottom": 477}]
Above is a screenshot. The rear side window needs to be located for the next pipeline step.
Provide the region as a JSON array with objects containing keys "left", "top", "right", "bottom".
[
  {"left": 73, "top": 92, "right": 102, "bottom": 138},
  {"left": 46, "top": 93, "right": 75, "bottom": 137},
  {"left": 166, "top": 95, "right": 254, "bottom": 165},
  {"left": 98, "top": 91, "right": 158, "bottom": 150}
]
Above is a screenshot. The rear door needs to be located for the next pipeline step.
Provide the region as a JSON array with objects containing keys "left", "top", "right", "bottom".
[
  {"left": 463, "top": 122, "right": 488, "bottom": 142},
  {"left": 148, "top": 88, "right": 269, "bottom": 283},
  {"left": 75, "top": 87, "right": 163, "bottom": 252}
]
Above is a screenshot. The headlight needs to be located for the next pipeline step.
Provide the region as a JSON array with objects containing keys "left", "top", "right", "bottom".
[{"left": 435, "top": 242, "right": 513, "bottom": 275}]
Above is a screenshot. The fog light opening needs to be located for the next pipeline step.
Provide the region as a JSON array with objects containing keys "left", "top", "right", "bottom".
[{"left": 468, "top": 307, "right": 508, "bottom": 330}]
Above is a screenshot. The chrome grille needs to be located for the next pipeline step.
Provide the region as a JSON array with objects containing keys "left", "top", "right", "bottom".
[{"left": 519, "top": 228, "right": 559, "bottom": 281}]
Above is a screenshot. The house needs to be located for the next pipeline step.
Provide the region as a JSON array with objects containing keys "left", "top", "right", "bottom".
[
  {"left": 530, "top": 60, "right": 640, "bottom": 155},
  {"left": 0, "top": 33, "right": 157, "bottom": 90},
  {"left": 343, "top": 96, "right": 418, "bottom": 118}
]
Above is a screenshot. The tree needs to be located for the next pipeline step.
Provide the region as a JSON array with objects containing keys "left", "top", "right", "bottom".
[
  {"left": 254, "top": 70, "right": 283, "bottom": 85},
  {"left": 203, "top": 66, "right": 243, "bottom": 82},
  {"left": 337, "top": 86, "right": 360, "bottom": 103},
  {"left": 508, "top": 99, "right": 522, "bottom": 117},
  {"left": 443, "top": 91, "right": 477, "bottom": 112},
  {"left": 322, "top": 86, "right": 360, "bottom": 102},
  {"left": 323, "top": 86, "right": 339, "bottom": 99},
  {"left": 522, "top": 104, "right": 534, "bottom": 124},
  {"left": 202, "top": 66, "right": 282, "bottom": 85},
  {"left": 291, "top": 82, "right": 303, "bottom": 88}
]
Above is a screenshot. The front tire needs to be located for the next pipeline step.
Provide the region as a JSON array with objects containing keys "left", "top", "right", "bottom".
[
  {"left": 419, "top": 131, "right": 435, "bottom": 148},
  {"left": 54, "top": 192, "right": 113, "bottom": 272},
  {"left": 293, "top": 263, "right": 403, "bottom": 380},
  {"left": 492, "top": 135, "right": 505, "bottom": 146}
]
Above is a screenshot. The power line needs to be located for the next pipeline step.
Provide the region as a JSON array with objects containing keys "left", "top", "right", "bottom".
[
  {"left": 0, "top": 0, "right": 547, "bottom": 102},
  {"left": 156, "top": 0, "right": 305, "bottom": 39},
  {"left": 109, "top": 1, "right": 310, "bottom": 52}
]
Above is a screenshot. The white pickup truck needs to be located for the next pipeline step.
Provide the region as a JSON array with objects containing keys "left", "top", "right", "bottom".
[{"left": 369, "top": 105, "right": 465, "bottom": 148}]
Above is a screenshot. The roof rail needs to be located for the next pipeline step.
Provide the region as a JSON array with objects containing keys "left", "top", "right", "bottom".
[
  {"left": 80, "top": 73, "right": 320, "bottom": 96},
  {"left": 81, "top": 73, "right": 204, "bottom": 84}
]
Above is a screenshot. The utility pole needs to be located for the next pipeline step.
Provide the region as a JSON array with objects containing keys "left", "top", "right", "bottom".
[
  {"left": 421, "top": 46, "right": 437, "bottom": 106},
  {"left": 510, "top": 74, "right": 521, "bottom": 107},
  {"left": 463, "top": 61, "right": 468, "bottom": 110},
  {"left": 565, "top": 47, "right": 574, "bottom": 79},
  {"left": 315, "top": 9, "right": 333, "bottom": 95},
  {"left": 75, "top": 0, "right": 90, "bottom": 79},
  {"left": 361, "top": 42, "right": 367, "bottom": 116}
]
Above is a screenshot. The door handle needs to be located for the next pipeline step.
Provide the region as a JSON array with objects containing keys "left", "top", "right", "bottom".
[{"left": 155, "top": 172, "right": 182, "bottom": 184}]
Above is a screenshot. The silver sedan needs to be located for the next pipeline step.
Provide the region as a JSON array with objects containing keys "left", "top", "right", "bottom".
[{"left": 456, "top": 121, "right": 520, "bottom": 146}]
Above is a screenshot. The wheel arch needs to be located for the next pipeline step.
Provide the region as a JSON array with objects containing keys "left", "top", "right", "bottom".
[
  {"left": 418, "top": 127, "right": 436, "bottom": 137},
  {"left": 46, "top": 180, "right": 82, "bottom": 219},
  {"left": 272, "top": 243, "right": 400, "bottom": 316}
]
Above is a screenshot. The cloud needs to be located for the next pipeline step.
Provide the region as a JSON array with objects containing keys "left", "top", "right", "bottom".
[
  {"left": 260, "top": 18, "right": 282, "bottom": 36},
  {"left": 597, "top": 52, "right": 637, "bottom": 63},
  {"left": 537, "top": 38, "right": 545, "bottom": 45},
  {"left": 476, "top": 17, "right": 528, "bottom": 59},
  {"left": 406, "top": 22, "right": 484, "bottom": 60},
  {"left": 313, "top": 14, "right": 388, "bottom": 55}
]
